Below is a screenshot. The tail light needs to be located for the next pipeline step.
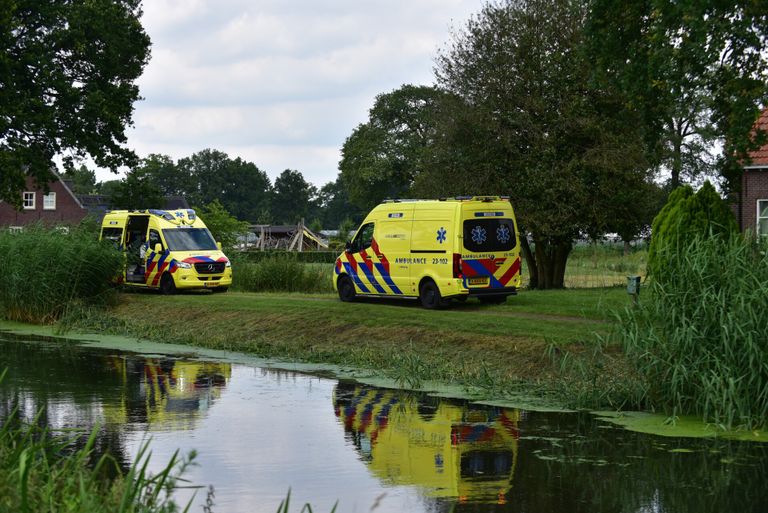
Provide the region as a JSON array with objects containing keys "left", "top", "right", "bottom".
[{"left": 453, "top": 253, "right": 463, "bottom": 278}]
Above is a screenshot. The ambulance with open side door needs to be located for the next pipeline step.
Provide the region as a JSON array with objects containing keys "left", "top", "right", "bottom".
[
  {"left": 333, "top": 196, "right": 521, "bottom": 308},
  {"left": 100, "top": 209, "right": 232, "bottom": 294}
]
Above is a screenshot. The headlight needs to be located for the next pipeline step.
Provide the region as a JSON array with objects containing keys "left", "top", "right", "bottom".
[
  {"left": 225, "top": 260, "right": 231, "bottom": 267},
  {"left": 177, "top": 262, "right": 192, "bottom": 269}
]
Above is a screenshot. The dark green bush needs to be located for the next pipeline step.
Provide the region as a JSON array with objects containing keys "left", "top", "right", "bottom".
[
  {"left": 648, "top": 182, "right": 737, "bottom": 277},
  {"left": 0, "top": 224, "right": 123, "bottom": 323},
  {"left": 619, "top": 234, "right": 768, "bottom": 429},
  {"left": 232, "top": 254, "right": 334, "bottom": 293}
]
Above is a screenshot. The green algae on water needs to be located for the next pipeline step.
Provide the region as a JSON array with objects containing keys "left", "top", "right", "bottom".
[{"left": 594, "top": 411, "right": 768, "bottom": 442}]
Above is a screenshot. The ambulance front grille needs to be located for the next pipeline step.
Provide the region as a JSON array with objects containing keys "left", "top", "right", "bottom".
[{"left": 194, "top": 262, "right": 226, "bottom": 274}]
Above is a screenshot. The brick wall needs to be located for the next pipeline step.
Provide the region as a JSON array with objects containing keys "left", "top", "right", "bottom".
[
  {"left": 739, "top": 168, "right": 768, "bottom": 234},
  {"left": 0, "top": 176, "right": 87, "bottom": 226}
]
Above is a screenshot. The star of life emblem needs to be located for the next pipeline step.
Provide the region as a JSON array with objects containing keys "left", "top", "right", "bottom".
[
  {"left": 471, "top": 225, "right": 486, "bottom": 245},
  {"left": 496, "top": 225, "right": 510, "bottom": 244}
]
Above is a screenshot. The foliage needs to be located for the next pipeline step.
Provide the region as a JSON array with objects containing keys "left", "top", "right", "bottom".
[
  {"left": 0, "top": 0, "right": 151, "bottom": 206},
  {"left": 314, "top": 178, "right": 363, "bottom": 230},
  {"left": 428, "top": 0, "right": 648, "bottom": 288},
  {"left": 109, "top": 167, "right": 165, "bottom": 210},
  {"left": 587, "top": 0, "right": 768, "bottom": 189},
  {"left": 0, "top": 224, "right": 122, "bottom": 323},
  {"left": 177, "top": 149, "right": 272, "bottom": 223},
  {"left": 339, "top": 85, "right": 450, "bottom": 211},
  {"left": 232, "top": 256, "right": 332, "bottom": 293},
  {"left": 133, "top": 154, "right": 192, "bottom": 197},
  {"left": 618, "top": 234, "right": 768, "bottom": 429},
  {"left": 648, "top": 181, "right": 737, "bottom": 276},
  {"left": 195, "top": 199, "right": 249, "bottom": 252},
  {"left": 61, "top": 165, "right": 98, "bottom": 195},
  {"left": 0, "top": 408, "right": 194, "bottom": 513},
  {"left": 271, "top": 169, "right": 317, "bottom": 224}
]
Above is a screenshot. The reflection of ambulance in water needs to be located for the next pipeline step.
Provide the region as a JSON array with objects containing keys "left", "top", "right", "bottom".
[
  {"left": 334, "top": 383, "right": 519, "bottom": 504},
  {"left": 334, "top": 196, "right": 521, "bottom": 308},
  {"left": 100, "top": 209, "right": 232, "bottom": 294}
]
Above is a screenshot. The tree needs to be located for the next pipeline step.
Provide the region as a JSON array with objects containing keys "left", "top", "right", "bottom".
[
  {"left": 194, "top": 199, "right": 249, "bottom": 252},
  {"left": 648, "top": 182, "right": 738, "bottom": 276},
  {"left": 339, "top": 85, "right": 449, "bottom": 211},
  {"left": 587, "top": 0, "right": 768, "bottom": 190},
  {"left": 109, "top": 168, "right": 163, "bottom": 210},
  {"left": 431, "top": 0, "right": 647, "bottom": 288},
  {"left": 134, "top": 154, "right": 191, "bottom": 197},
  {"left": 176, "top": 149, "right": 271, "bottom": 223},
  {"left": 0, "top": 0, "right": 151, "bottom": 206},
  {"left": 271, "top": 169, "right": 315, "bottom": 224},
  {"left": 316, "top": 177, "right": 363, "bottom": 229},
  {"left": 61, "top": 165, "right": 97, "bottom": 195}
]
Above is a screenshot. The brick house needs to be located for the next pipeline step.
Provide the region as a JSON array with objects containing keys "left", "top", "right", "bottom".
[
  {"left": 736, "top": 109, "right": 768, "bottom": 236},
  {"left": 0, "top": 172, "right": 88, "bottom": 228}
]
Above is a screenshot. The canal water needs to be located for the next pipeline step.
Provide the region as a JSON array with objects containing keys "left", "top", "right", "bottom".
[{"left": 0, "top": 330, "right": 766, "bottom": 513}]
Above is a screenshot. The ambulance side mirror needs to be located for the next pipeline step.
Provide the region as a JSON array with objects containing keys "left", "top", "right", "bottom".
[
  {"left": 154, "top": 243, "right": 162, "bottom": 254},
  {"left": 217, "top": 241, "right": 222, "bottom": 251}
]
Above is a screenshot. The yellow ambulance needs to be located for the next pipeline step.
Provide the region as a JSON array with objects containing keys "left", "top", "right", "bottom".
[
  {"left": 100, "top": 209, "right": 232, "bottom": 294},
  {"left": 334, "top": 196, "right": 521, "bottom": 307}
]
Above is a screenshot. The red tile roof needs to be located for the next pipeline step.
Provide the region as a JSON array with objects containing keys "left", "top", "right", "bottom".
[{"left": 747, "top": 108, "right": 768, "bottom": 166}]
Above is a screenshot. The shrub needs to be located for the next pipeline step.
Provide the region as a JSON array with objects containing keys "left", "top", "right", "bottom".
[
  {"left": 618, "top": 234, "right": 768, "bottom": 429},
  {"left": 232, "top": 254, "right": 333, "bottom": 293},
  {"left": 648, "top": 182, "right": 737, "bottom": 277},
  {"left": 0, "top": 224, "right": 122, "bottom": 323}
]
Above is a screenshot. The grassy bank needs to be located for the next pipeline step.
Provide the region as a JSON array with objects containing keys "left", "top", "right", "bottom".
[{"left": 64, "top": 288, "right": 641, "bottom": 409}]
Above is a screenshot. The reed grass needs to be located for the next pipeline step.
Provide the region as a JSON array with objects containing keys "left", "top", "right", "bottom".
[
  {"left": 617, "top": 234, "right": 768, "bottom": 429},
  {"left": 232, "top": 255, "right": 333, "bottom": 293},
  {"left": 0, "top": 405, "right": 194, "bottom": 512},
  {"left": 0, "top": 224, "right": 123, "bottom": 323}
]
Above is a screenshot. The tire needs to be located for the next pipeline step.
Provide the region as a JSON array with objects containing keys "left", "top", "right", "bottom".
[
  {"left": 338, "top": 275, "right": 356, "bottom": 302},
  {"left": 211, "top": 286, "right": 228, "bottom": 293},
  {"left": 159, "top": 273, "right": 176, "bottom": 295},
  {"left": 419, "top": 280, "right": 445, "bottom": 309},
  {"left": 479, "top": 296, "right": 506, "bottom": 305}
]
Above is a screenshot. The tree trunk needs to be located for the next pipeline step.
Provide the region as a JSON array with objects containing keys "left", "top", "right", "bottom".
[
  {"left": 532, "top": 236, "right": 572, "bottom": 289},
  {"left": 519, "top": 235, "right": 538, "bottom": 289},
  {"left": 671, "top": 134, "right": 682, "bottom": 188},
  {"left": 623, "top": 239, "right": 631, "bottom": 256}
]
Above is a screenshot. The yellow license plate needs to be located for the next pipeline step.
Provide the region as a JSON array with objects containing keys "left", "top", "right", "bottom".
[{"left": 468, "top": 277, "right": 489, "bottom": 286}]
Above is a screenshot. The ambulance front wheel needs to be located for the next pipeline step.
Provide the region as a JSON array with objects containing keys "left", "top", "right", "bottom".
[
  {"left": 419, "top": 280, "right": 446, "bottom": 309},
  {"left": 338, "top": 275, "right": 356, "bottom": 302},
  {"left": 160, "top": 273, "right": 176, "bottom": 295}
]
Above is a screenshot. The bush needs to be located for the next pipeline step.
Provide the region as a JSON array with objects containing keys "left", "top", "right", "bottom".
[
  {"left": 0, "top": 224, "right": 123, "bottom": 323},
  {"left": 648, "top": 182, "right": 737, "bottom": 277},
  {"left": 618, "top": 234, "right": 768, "bottom": 429},
  {"left": 232, "top": 254, "right": 334, "bottom": 293}
]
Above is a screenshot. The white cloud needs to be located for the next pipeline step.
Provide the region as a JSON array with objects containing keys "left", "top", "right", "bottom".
[{"left": 119, "top": 0, "right": 479, "bottom": 186}]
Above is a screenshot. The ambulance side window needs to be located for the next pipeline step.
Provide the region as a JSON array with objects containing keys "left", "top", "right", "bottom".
[
  {"left": 148, "top": 229, "right": 164, "bottom": 252},
  {"left": 350, "top": 223, "right": 375, "bottom": 253}
]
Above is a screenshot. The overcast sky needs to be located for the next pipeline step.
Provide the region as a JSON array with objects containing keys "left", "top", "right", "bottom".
[{"left": 106, "top": 0, "right": 480, "bottom": 187}]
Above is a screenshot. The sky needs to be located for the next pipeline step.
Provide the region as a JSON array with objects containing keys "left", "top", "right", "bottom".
[{"left": 103, "top": 0, "right": 481, "bottom": 187}]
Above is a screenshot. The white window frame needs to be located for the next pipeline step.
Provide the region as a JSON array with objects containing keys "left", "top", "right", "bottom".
[
  {"left": 22, "top": 191, "right": 35, "bottom": 210},
  {"left": 43, "top": 191, "right": 56, "bottom": 210},
  {"left": 758, "top": 199, "right": 768, "bottom": 237}
]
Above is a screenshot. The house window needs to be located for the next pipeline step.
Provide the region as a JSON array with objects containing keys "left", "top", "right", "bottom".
[
  {"left": 43, "top": 192, "right": 56, "bottom": 210},
  {"left": 758, "top": 200, "right": 768, "bottom": 237},
  {"left": 22, "top": 192, "right": 35, "bottom": 210}
]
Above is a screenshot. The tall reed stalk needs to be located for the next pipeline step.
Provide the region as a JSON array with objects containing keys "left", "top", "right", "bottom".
[
  {"left": 0, "top": 404, "right": 195, "bottom": 512},
  {"left": 0, "top": 224, "right": 122, "bottom": 323},
  {"left": 232, "top": 255, "right": 333, "bottom": 293},
  {"left": 618, "top": 234, "right": 768, "bottom": 429}
]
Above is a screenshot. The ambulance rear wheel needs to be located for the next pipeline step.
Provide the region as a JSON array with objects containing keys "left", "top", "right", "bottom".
[
  {"left": 159, "top": 273, "right": 176, "bottom": 295},
  {"left": 338, "top": 275, "right": 356, "bottom": 302},
  {"left": 419, "top": 280, "right": 445, "bottom": 309}
]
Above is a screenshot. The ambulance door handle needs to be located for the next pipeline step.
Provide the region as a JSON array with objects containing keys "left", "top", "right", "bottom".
[{"left": 364, "top": 255, "right": 372, "bottom": 260}]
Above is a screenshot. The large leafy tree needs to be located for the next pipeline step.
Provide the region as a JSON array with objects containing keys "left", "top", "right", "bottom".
[
  {"left": 339, "top": 85, "right": 449, "bottom": 211},
  {"left": 587, "top": 0, "right": 768, "bottom": 190},
  {"left": 431, "top": 0, "right": 647, "bottom": 288},
  {"left": 61, "top": 164, "right": 96, "bottom": 195},
  {"left": 176, "top": 149, "right": 271, "bottom": 223},
  {"left": 271, "top": 169, "right": 316, "bottom": 224},
  {"left": 0, "top": 0, "right": 151, "bottom": 206}
]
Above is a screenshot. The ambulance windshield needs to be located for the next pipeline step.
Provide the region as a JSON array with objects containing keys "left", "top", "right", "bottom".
[{"left": 163, "top": 228, "right": 217, "bottom": 251}]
